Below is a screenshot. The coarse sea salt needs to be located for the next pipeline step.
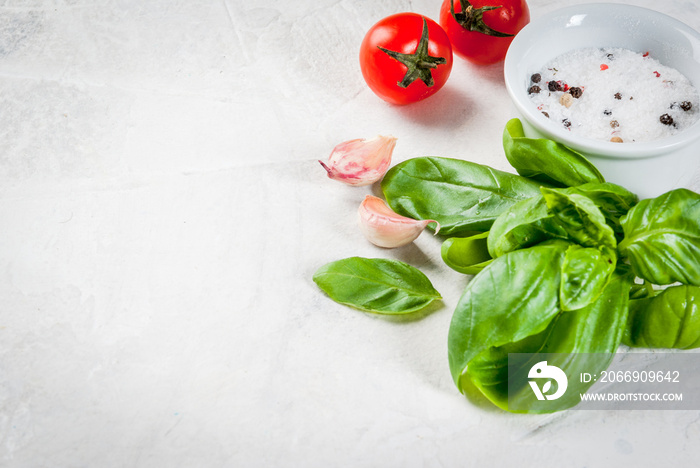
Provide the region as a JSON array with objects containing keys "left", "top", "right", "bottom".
[{"left": 527, "top": 47, "right": 700, "bottom": 143}]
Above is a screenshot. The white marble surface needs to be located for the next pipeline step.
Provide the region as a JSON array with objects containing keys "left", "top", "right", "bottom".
[{"left": 1, "top": 0, "right": 699, "bottom": 466}]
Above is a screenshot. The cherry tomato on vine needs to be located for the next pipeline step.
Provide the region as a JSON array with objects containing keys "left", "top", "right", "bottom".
[
  {"left": 439, "top": 0, "right": 530, "bottom": 65},
  {"left": 359, "top": 13, "right": 453, "bottom": 105}
]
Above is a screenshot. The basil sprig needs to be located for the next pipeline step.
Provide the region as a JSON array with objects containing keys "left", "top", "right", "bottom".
[{"left": 438, "top": 120, "right": 700, "bottom": 412}]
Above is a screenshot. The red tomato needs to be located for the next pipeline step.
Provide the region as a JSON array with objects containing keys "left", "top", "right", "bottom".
[
  {"left": 359, "top": 13, "right": 453, "bottom": 105},
  {"left": 439, "top": 0, "right": 530, "bottom": 65}
]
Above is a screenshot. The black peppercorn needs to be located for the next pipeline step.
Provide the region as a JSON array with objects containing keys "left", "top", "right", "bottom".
[
  {"left": 660, "top": 114, "right": 674, "bottom": 125},
  {"left": 531, "top": 73, "right": 541, "bottom": 83},
  {"left": 569, "top": 87, "right": 583, "bottom": 98},
  {"left": 528, "top": 85, "right": 541, "bottom": 94},
  {"left": 681, "top": 101, "right": 693, "bottom": 111},
  {"left": 548, "top": 80, "right": 561, "bottom": 92},
  {"left": 614, "top": 92, "right": 622, "bottom": 100},
  {"left": 603, "top": 109, "right": 612, "bottom": 116},
  {"left": 562, "top": 119, "right": 571, "bottom": 128}
]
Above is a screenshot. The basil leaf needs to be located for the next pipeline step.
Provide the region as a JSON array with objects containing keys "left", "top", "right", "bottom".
[
  {"left": 468, "top": 267, "right": 632, "bottom": 413},
  {"left": 466, "top": 327, "right": 554, "bottom": 410},
  {"left": 441, "top": 232, "right": 492, "bottom": 275},
  {"left": 619, "top": 188, "right": 700, "bottom": 285},
  {"left": 487, "top": 195, "right": 567, "bottom": 258},
  {"left": 381, "top": 157, "right": 545, "bottom": 236},
  {"left": 541, "top": 187, "right": 617, "bottom": 250},
  {"left": 560, "top": 244, "right": 616, "bottom": 311},
  {"left": 313, "top": 257, "right": 441, "bottom": 315},
  {"left": 623, "top": 285, "right": 700, "bottom": 349},
  {"left": 503, "top": 118, "right": 604, "bottom": 187},
  {"left": 448, "top": 241, "right": 569, "bottom": 390},
  {"left": 566, "top": 182, "right": 638, "bottom": 237}
]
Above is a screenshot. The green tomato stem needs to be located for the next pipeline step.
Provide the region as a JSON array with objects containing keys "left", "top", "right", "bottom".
[
  {"left": 377, "top": 17, "right": 447, "bottom": 88},
  {"left": 451, "top": 0, "right": 514, "bottom": 38}
]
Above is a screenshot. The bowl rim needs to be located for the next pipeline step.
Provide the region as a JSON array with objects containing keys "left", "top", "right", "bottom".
[{"left": 504, "top": 2, "right": 700, "bottom": 159}]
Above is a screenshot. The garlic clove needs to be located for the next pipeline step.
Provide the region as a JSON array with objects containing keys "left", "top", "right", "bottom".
[
  {"left": 358, "top": 195, "right": 440, "bottom": 248},
  {"left": 319, "top": 135, "right": 397, "bottom": 186}
]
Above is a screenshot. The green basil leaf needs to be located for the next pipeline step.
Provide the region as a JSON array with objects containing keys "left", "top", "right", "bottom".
[
  {"left": 503, "top": 118, "right": 605, "bottom": 187},
  {"left": 566, "top": 182, "right": 637, "bottom": 229},
  {"left": 441, "top": 232, "right": 492, "bottom": 275},
  {"left": 487, "top": 195, "right": 568, "bottom": 258},
  {"left": 560, "top": 244, "right": 616, "bottom": 311},
  {"left": 381, "top": 157, "right": 545, "bottom": 236},
  {"left": 313, "top": 257, "right": 441, "bottom": 315},
  {"left": 541, "top": 187, "right": 617, "bottom": 250},
  {"left": 468, "top": 267, "right": 632, "bottom": 413},
  {"left": 466, "top": 327, "right": 553, "bottom": 410},
  {"left": 619, "top": 188, "right": 700, "bottom": 285},
  {"left": 448, "top": 241, "right": 569, "bottom": 390},
  {"left": 623, "top": 285, "right": 700, "bottom": 349}
]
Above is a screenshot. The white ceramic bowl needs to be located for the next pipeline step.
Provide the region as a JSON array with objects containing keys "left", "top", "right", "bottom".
[{"left": 504, "top": 3, "right": 700, "bottom": 198}]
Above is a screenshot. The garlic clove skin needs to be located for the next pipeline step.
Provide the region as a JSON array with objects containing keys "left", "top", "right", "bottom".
[
  {"left": 358, "top": 195, "right": 440, "bottom": 248},
  {"left": 319, "top": 135, "right": 397, "bottom": 186}
]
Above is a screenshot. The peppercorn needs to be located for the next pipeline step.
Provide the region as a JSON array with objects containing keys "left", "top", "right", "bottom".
[
  {"left": 660, "top": 114, "right": 674, "bottom": 125},
  {"left": 548, "top": 80, "right": 561, "bottom": 92},
  {"left": 681, "top": 101, "right": 693, "bottom": 111},
  {"left": 610, "top": 120, "right": 619, "bottom": 128},
  {"left": 603, "top": 109, "right": 612, "bottom": 116},
  {"left": 531, "top": 73, "right": 541, "bottom": 83},
  {"left": 562, "top": 119, "right": 571, "bottom": 128},
  {"left": 569, "top": 87, "right": 583, "bottom": 98},
  {"left": 606, "top": 53, "right": 615, "bottom": 61},
  {"left": 614, "top": 92, "right": 622, "bottom": 100},
  {"left": 528, "top": 85, "right": 541, "bottom": 94},
  {"left": 560, "top": 93, "right": 574, "bottom": 108}
]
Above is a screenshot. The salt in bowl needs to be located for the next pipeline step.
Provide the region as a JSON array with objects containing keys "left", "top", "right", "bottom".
[{"left": 504, "top": 3, "right": 700, "bottom": 198}]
